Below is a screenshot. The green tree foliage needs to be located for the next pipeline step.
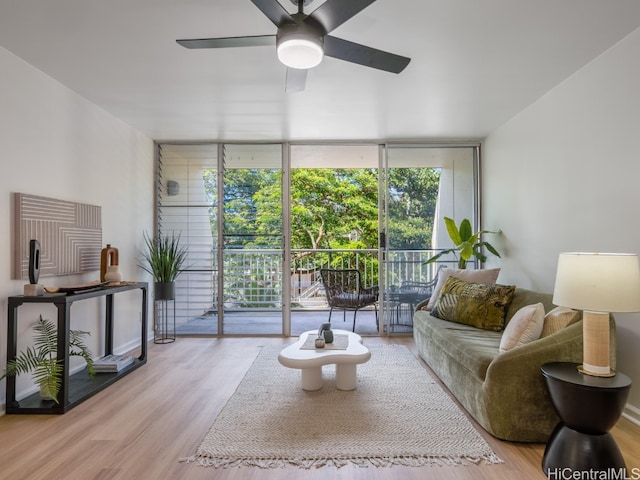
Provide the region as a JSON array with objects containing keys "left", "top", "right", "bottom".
[
  {"left": 290, "top": 168, "right": 379, "bottom": 250},
  {"left": 223, "top": 168, "right": 282, "bottom": 248},
  {"left": 218, "top": 167, "right": 440, "bottom": 251},
  {"left": 387, "top": 168, "right": 441, "bottom": 249}
]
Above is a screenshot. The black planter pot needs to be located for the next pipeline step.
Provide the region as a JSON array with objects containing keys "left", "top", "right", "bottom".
[{"left": 154, "top": 282, "right": 176, "bottom": 301}]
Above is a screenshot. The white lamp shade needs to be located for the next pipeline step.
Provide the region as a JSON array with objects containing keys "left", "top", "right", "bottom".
[
  {"left": 277, "top": 37, "right": 323, "bottom": 69},
  {"left": 553, "top": 252, "right": 640, "bottom": 313}
]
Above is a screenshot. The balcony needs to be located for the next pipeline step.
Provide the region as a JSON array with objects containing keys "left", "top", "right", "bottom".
[{"left": 170, "top": 248, "right": 455, "bottom": 336}]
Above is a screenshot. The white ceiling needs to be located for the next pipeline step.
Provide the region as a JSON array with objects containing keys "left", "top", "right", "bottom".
[{"left": 2, "top": 0, "right": 640, "bottom": 142}]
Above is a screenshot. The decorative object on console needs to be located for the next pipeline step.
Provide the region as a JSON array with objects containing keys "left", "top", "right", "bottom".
[
  {"left": 104, "top": 266, "right": 123, "bottom": 283},
  {"left": 1, "top": 315, "right": 94, "bottom": 403},
  {"left": 93, "top": 354, "right": 135, "bottom": 373},
  {"left": 425, "top": 217, "right": 501, "bottom": 269},
  {"left": 100, "top": 244, "right": 120, "bottom": 282},
  {"left": 43, "top": 280, "right": 109, "bottom": 294},
  {"left": 28, "top": 239, "right": 41, "bottom": 284},
  {"left": 24, "top": 239, "right": 44, "bottom": 296},
  {"left": 553, "top": 252, "right": 640, "bottom": 377},
  {"left": 14, "top": 193, "right": 101, "bottom": 279}
]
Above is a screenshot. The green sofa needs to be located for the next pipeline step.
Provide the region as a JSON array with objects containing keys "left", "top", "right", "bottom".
[{"left": 413, "top": 287, "right": 616, "bottom": 443}]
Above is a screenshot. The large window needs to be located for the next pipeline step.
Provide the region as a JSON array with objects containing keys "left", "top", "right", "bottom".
[{"left": 156, "top": 142, "right": 479, "bottom": 336}]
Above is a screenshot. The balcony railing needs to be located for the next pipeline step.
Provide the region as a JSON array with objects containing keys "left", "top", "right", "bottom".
[
  {"left": 221, "top": 248, "right": 458, "bottom": 309},
  {"left": 170, "top": 248, "right": 462, "bottom": 327}
]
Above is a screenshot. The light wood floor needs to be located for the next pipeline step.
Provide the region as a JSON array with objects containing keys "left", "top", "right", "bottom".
[{"left": 1, "top": 336, "right": 638, "bottom": 480}]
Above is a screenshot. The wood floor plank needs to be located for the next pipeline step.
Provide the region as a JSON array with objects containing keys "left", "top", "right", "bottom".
[{"left": 0, "top": 336, "right": 638, "bottom": 480}]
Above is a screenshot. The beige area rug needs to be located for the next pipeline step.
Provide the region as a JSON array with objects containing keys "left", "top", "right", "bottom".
[{"left": 182, "top": 344, "right": 502, "bottom": 469}]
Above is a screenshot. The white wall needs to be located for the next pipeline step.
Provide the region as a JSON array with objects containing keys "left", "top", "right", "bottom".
[
  {"left": 0, "top": 46, "right": 154, "bottom": 409},
  {"left": 483, "top": 27, "right": 640, "bottom": 422}
]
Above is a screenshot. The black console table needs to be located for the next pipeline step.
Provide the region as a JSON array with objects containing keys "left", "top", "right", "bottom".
[{"left": 6, "top": 282, "right": 148, "bottom": 414}]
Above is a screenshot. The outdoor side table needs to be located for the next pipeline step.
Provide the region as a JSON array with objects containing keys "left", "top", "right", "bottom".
[{"left": 541, "top": 362, "right": 631, "bottom": 473}]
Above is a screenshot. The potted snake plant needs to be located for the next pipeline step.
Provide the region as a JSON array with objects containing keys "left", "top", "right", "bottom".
[
  {"left": 1, "top": 315, "right": 95, "bottom": 403},
  {"left": 139, "top": 231, "right": 188, "bottom": 300}
]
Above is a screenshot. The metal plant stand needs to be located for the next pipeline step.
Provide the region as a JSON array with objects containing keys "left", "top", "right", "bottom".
[{"left": 154, "top": 299, "right": 175, "bottom": 344}]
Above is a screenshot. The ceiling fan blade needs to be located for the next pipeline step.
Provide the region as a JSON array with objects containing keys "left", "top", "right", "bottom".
[
  {"left": 250, "top": 0, "right": 293, "bottom": 27},
  {"left": 324, "top": 36, "right": 410, "bottom": 74},
  {"left": 176, "top": 35, "right": 276, "bottom": 49},
  {"left": 285, "top": 68, "right": 307, "bottom": 93},
  {"left": 307, "top": 0, "right": 377, "bottom": 33}
]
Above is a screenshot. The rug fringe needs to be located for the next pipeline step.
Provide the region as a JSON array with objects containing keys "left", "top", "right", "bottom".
[{"left": 180, "top": 453, "right": 503, "bottom": 469}]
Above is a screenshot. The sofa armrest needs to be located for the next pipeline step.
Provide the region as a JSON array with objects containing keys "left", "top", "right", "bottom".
[
  {"left": 480, "top": 321, "right": 583, "bottom": 440},
  {"left": 415, "top": 298, "right": 431, "bottom": 311},
  {"left": 481, "top": 316, "right": 616, "bottom": 441},
  {"left": 490, "top": 314, "right": 615, "bottom": 373}
]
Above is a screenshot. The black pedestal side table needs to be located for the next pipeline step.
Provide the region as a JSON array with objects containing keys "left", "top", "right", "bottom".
[{"left": 541, "top": 362, "right": 631, "bottom": 474}]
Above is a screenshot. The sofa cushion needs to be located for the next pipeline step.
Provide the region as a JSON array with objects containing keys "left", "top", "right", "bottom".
[
  {"left": 504, "top": 287, "right": 558, "bottom": 325},
  {"left": 431, "top": 277, "right": 516, "bottom": 331},
  {"left": 424, "top": 267, "right": 501, "bottom": 310},
  {"left": 541, "top": 306, "right": 580, "bottom": 338},
  {"left": 418, "top": 314, "right": 503, "bottom": 380},
  {"left": 499, "top": 303, "right": 544, "bottom": 353}
]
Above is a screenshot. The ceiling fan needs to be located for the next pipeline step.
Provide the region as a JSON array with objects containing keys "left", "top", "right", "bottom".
[{"left": 176, "top": 0, "right": 411, "bottom": 92}]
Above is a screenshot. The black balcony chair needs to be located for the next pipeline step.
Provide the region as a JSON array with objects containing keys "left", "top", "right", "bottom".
[
  {"left": 396, "top": 265, "right": 445, "bottom": 310},
  {"left": 319, "top": 268, "right": 379, "bottom": 332}
]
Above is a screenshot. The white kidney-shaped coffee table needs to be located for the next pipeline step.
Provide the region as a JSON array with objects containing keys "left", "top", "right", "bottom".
[{"left": 278, "top": 329, "right": 371, "bottom": 391}]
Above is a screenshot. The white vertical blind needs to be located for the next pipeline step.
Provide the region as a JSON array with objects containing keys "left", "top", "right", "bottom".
[{"left": 158, "top": 143, "right": 218, "bottom": 323}]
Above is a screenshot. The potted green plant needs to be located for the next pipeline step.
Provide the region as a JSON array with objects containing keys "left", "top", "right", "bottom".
[
  {"left": 425, "top": 217, "right": 501, "bottom": 269},
  {"left": 1, "top": 315, "right": 95, "bottom": 403},
  {"left": 139, "top": 231, "right": 188, "bottom": 300}
]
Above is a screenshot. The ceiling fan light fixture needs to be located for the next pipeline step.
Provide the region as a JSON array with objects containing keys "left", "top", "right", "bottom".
[{"left": 277, "top": 34, "right": 323, "bottom": 69}]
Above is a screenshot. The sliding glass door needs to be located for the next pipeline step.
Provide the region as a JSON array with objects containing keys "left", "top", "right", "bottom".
[
  {"left": 221, "top": 144, "right": 284, "bottom": 335},
  {"left": 380, "top": 145, "right": 479, "bottom": 333},
  {"left": 289, "top": 145, "right": 380, "bottom": 336}
]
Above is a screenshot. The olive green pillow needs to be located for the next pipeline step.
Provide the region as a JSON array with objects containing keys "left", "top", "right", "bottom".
[{"left": 431, "top": 276, "right": 516, "bottom": 331}]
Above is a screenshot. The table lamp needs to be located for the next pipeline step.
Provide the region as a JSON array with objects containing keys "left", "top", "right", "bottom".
[{"left": 553, "top": 252, "right": 640, "bottom": 377}]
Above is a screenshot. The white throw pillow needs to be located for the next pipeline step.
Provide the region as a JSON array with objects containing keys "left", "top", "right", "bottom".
[
  {"left": 425, "top": 267, "right": 501, "bottom": 310},
  {"left": 499, "top": 303, "right": 545, "bottom": 353}
]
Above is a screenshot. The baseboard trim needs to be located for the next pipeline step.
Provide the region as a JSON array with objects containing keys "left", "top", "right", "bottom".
[{"left": 622, "top": 403, "right": 640, "bottom": 427}]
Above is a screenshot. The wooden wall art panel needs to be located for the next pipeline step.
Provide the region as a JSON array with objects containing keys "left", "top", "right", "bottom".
[{"left": 14, "top": 193, "right": 102, "bottom": 279}]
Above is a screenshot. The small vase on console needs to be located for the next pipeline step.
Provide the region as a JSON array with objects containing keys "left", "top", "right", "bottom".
[{"left": 104, "top": 265, "right": 123, "bottom": 283}]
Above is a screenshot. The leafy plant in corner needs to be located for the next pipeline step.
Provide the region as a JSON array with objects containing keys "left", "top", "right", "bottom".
[
  {"left": 139, "top": 231, "right": 188, "bottom": 283},
  {"left": 1, "top": 315, "right": 95, "bottom": 403},
  {"left": 425, "top": 217, "right": 501, "bottom": 269}
]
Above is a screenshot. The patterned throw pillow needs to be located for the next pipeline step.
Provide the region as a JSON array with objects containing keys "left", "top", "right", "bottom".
[
  {"left": 540, "top": 306, "right": 580, "bottom": 337},
  {"left": 431, "top": 277, "right": 516, "bottom": 331},
  {"left": 424, "top": 267, "right": 501, "bottom": 310}
]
